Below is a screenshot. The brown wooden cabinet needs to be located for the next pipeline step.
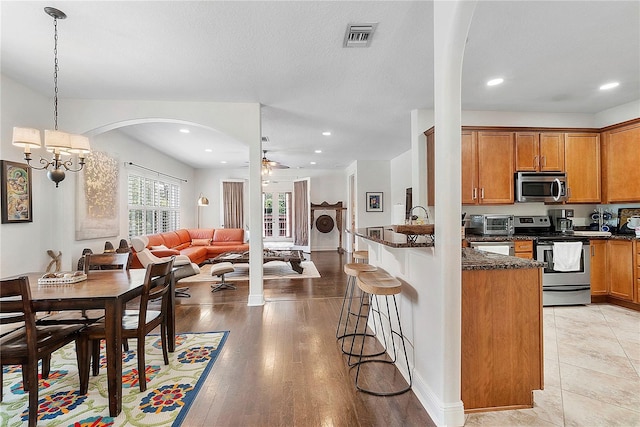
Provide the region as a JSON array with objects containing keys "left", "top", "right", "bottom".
[
  {"left": 608, "top": 240, "right": 634, "bottom": 301},
  {"left": 514, "top": 240, "right": 534, "bottom": 259},
  {"left": 515, "top": 132, "right": 564, "bottom": 172},
  {"left": 462, "top": 267, "right": 543, "bottom": 412},
  {"left": 462, "top": 131, "right": 514, "bottom": 205},
  {"left": 564, "top": 132, "right": 601, "bottom": 203},
  {"left": 635, "top": 241, "right": 639, "bottom": 304},
  {"left": 590, "top": 240, "right": 608, "bottom": 297},
  {"left": 601, "top": 121, "right": 640, "bottom": 203}
]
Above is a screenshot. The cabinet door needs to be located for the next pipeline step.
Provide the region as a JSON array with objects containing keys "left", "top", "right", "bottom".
[
  {"left": 564, "top": 133, "right": 601, "bottom": 203},
  {"left": 590, "top": 240, "right": 607, "bottom": 296},
  {"left": 461, "top": 131, "right": 478, "bottom": 205},
  {"left": 608, "top": 240, "right": 633, "bottom": 301},
  {"left": 602, "top": 122, "right": 640, "bottom": 203},
  {"left": 477, "top": 132, "right": 514, "bottom": 204},
  {"left": 539, "top": 133, "right": 565, "bottom": 172},
  {"left": 515, "top": 132, "right": 539, "bottom": 171},
  {"left": 635, "top": 241, "right": 639, "bottom": 303}
]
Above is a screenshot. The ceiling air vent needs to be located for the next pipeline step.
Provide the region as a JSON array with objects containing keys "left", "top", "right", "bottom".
[
  {"left": 343, "top": 23, "right": 378, "bottom": 48},
  {"left": 261, "top": 136, "right": 269, "bottom": 143}
]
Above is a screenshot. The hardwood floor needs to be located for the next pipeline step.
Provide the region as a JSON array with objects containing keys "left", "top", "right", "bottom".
[{"left": 174, "top": 251, "right": 436, "bottom": 427}]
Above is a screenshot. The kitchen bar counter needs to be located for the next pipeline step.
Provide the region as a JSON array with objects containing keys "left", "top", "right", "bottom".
[
  {"left": 353, "top": 226, "right": 435, "bottom": 248},
  {"left": 462, "top": 248, "right": 544, "bottom": 271}
]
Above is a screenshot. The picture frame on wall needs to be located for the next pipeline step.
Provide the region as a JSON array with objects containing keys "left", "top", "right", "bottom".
[
  {"left": 1, "top": 160, "right": 33, "bottom": 224},
  {"left": 366, "top": 191, "right": 383, "bottom": 212}
]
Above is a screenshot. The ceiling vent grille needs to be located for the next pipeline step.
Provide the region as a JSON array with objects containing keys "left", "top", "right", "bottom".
[
  {"left": 261, "top": 136, "right": 269, "bottom": 143},
  {"left": 343, "top": 23, "right": 378, "bottom": 48}
]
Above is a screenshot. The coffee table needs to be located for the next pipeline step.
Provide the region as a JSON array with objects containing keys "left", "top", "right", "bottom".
[{"left": 211, "top": 249, "right": 306, "bottom": 274}]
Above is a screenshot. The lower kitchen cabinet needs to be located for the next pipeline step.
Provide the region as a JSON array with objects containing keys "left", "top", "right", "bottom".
[
  {"left": 514, "top": 240, "right": 534, "bottom": 259},
  {"left": 635, "top": 241, "right": 640, "bottom": 304},
  {"left": 462, "top": 267, "right": 543, "bottom": 412},
  {"left": 590, "top": 240, "right": 608, "bottom": 296},
  {"left": 608, "top": 240, "right": 634, "bottom": 301}
]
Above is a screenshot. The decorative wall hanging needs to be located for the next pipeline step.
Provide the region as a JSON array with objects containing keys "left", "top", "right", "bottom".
[
  {"left": 75, "top": 151, "right": 119, "bottom": 240},
  {"left": 1, "top": 160, "right": 33, "bottom": 223},
  {"left": 366, "top": 192, "right": 383, "bottom": 212}
]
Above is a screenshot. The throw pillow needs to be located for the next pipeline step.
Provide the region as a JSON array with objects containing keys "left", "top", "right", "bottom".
[
  {"left": 191, "top": 238, "right": 211, "bottom": 246},
  {"left": 150, "top": 245, "right": 169, "bottom": 250}
]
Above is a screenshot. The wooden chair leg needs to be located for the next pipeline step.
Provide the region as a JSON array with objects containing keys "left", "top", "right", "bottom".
[
  {"left": 161, "top": 321, "right": 169, "bottom": 365},
  {"left": 27, "top": 363, "right": 38, "bottom": 427},
  {"left": 137, "top": 335, "right": 147, "bottom": 392},
  {"left": 75, "top": 335, "right": 89, "bottom": 395},
  {"left": 91, "top": 340, "right": 101, "bottom": 377},
  {"left": 42, "top": 355, "right": 51, "bottom": 379},
  {"left": 21, "top": 366, "right": 29, "bottom": 392}
]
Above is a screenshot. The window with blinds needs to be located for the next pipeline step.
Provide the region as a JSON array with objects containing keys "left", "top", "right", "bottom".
[{"left": 127, "top": 174, "right": 181, "bottom": 238}]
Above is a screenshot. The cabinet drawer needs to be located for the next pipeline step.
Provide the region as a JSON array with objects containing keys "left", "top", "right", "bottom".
[
  {"left": 514, "top": 240, "right": 534, "bottom": 252},
  {"left": 514, "top": 252, "right": 533, "bottom": 259}
]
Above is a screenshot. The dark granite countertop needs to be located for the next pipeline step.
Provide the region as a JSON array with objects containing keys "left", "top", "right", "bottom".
[
  {"left": 464, "top": 233, "right": 638, "bottom": 242},
  {"left": 352, "top": 227, "right": 434, "bottom": 248},
  {"left": 462, "top": 248, "right": 545, "bottom": 271}
]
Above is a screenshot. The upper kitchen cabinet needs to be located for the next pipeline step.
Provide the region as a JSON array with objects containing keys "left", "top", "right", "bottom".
[
  {"left": 601, "top": 120, "right": 640, "bottom": 203},
  {"left": 564, "top": 132, "right": 601, "bottom": 203},
  {"left": 515, "top": 132, "right": 564, "bottom": 172},
  {"left": 463, "top": 130, "right": 515, "bottom": 205}
]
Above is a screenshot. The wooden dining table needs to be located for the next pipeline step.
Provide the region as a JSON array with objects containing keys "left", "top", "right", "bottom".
[{"left": 2, "top": 269, "right": 176, "bottom": 417}]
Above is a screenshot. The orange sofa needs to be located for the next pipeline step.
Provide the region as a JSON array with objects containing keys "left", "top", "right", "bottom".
[{"left": 130, "top": 228, "right": 248, "bottom": 268}]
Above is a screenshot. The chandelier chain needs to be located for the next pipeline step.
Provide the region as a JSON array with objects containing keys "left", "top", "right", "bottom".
[{"left": 53, "top": 15, "right": 59, "bottom": 130}]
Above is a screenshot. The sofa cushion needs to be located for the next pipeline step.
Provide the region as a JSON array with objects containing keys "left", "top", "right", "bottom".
[
  {"left": 191, "top": 238, "right": 211, "bottom": 246},
  {"left": 150, "top": 248, "right": 181, "bottom": 257},
  {"left": 175, "top": 229, "right": 192, "bottom": 245},
  {"left": 180, "top": 246, "right": 208, "bottom": 264},
  {"left": 160, "top": 231, "right": 182, "bottom": 249},
  {"left": 188, "top": 229, "right": 215, "bottom": 240},
  {"left": 213, "top": 228, "right": 244, "bottom": 243},
  {"left": 147, "top": 234, "right": 165, "bottom": 247}
]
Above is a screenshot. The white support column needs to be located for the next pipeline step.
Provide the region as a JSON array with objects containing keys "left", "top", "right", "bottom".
[
  {"left": 433, "top": 1, "right": 477, "bottom": 426},
  {"left": 248, "top": 104, "right": 265, "bottom": 306}
]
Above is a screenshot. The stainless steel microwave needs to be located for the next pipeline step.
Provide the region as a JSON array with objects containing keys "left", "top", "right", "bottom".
[
  {"left": 468, "top": 214, "right": 514, "bottom": 236},
  {"left": 515, "top": 172, "right": 567, "bottom": 203}
]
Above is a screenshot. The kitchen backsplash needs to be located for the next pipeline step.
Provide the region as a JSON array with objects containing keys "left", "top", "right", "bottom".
[{"left": 464, "top": 203, "right": 640, "bottom": 230}]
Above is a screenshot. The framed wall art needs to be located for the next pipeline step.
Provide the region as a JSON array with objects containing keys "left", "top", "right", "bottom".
[
  {"left": 366, "top": 192, "right": 383, "bottom": 212},
  {"left": 1, "top": 160, "right": 33, "bottom": 223}
]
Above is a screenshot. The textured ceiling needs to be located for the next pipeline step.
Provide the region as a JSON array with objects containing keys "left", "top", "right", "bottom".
[{"left": 2, "top": 1, "right": 638, "bottom": 170}]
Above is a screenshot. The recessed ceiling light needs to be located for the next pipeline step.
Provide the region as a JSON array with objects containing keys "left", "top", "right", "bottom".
[
  {"left": 204, "top": 148, "right": 213, "bottom": 153},
  {"left": 322, "top": 131, "right": 331, "bottom": 136},
  {"left": 310, "top": 161, "right": 317, "bottom": 165},
  {"left": 487, "top": 78, "right": 504, "bottom": 86},
  {"left": 315, "top": 149, "right": 322, "bottom": 154},
  {"left": 220, "top": 160, "right": 227, "bottom": 164},
  {"left": 179, "top": 129, "right": 190, "bottom": 134},
  {"left": 599, "top": 82, "right": 620, "bottom": 90}
]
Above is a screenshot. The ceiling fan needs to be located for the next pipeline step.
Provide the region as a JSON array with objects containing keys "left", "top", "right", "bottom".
[{"left": 261, "top": 150, "right": 289, "bottom": 175}]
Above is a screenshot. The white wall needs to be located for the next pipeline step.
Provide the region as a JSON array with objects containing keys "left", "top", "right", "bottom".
[
  {"left": 1, "top": 76, "right": 64, "bottom": 276},
  {"left": 355, "top": 160, "right": 391, "bottom": 228},
  {"left": 594, "top": 100, "right": 640, "bottom": 128}
]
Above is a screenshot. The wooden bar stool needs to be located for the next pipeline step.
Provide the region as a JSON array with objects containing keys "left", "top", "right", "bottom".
[
  {"left": 350, "top": 269, "right": 412, "bottom": 396},
  {"left": 352, "top": 250, "right": 368, "bottom": 263},
  {"left": 336, "top": 263, "right": 385, "bottom": 358}
]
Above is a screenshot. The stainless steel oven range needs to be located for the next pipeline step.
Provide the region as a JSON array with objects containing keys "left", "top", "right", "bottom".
[
  {"left": 515, "top": 215, "right": 591, "bottom": 306},
  {"left": 536, "top": 239, "right": 591, "bottom": 306}
]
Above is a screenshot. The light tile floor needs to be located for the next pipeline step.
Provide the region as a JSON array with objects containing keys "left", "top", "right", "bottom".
[{"left": 465, "top": 304, "right": 640, "bottom": 426}]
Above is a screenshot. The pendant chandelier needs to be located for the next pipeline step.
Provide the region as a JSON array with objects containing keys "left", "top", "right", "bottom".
[{"left": 11, "top": 7, "right": 91, "bottom": 188}]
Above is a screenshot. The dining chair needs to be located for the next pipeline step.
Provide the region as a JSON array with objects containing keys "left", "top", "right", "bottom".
[
  {"left": 0, "top": 276, "right": 89, "bottom": 427},
  {"left": 37, "top": 252, "right": 131, "bottom": 327},
  {"left": 81, "top": 257, "right": 175, "bottom": 392}
]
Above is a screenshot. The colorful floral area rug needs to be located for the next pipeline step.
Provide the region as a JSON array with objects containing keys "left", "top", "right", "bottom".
[{"left": 0, "top": 331, "right": 228, "bottom": 427}]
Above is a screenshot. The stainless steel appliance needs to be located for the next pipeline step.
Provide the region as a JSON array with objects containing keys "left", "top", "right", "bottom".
[
  {"left": 515, "top": 172, "right": 567, "bottom": 203},
  {"left": 548, "top": 208, "right": 574, "bottom": 233},
  {"left": 514, "top": 215, "right": 590, "bottom": 306},
  {"left": 469, "top": 241, "right": 515, "bottom": 256},
  {"left": 468, "top": 214, "right": 514, "bottom": 236},
  {"left": 536, "top": 240, "right": 590, "bottom": 306}
]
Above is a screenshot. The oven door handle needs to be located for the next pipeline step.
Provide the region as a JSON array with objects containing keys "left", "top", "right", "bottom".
[{"left": 543, "top": 286, "right": 591, "bottom": 292}]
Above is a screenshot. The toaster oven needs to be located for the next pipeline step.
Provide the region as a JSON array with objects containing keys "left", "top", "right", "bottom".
[{"left": 468, "top": 214, "right": 514, "bottom": 236}]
